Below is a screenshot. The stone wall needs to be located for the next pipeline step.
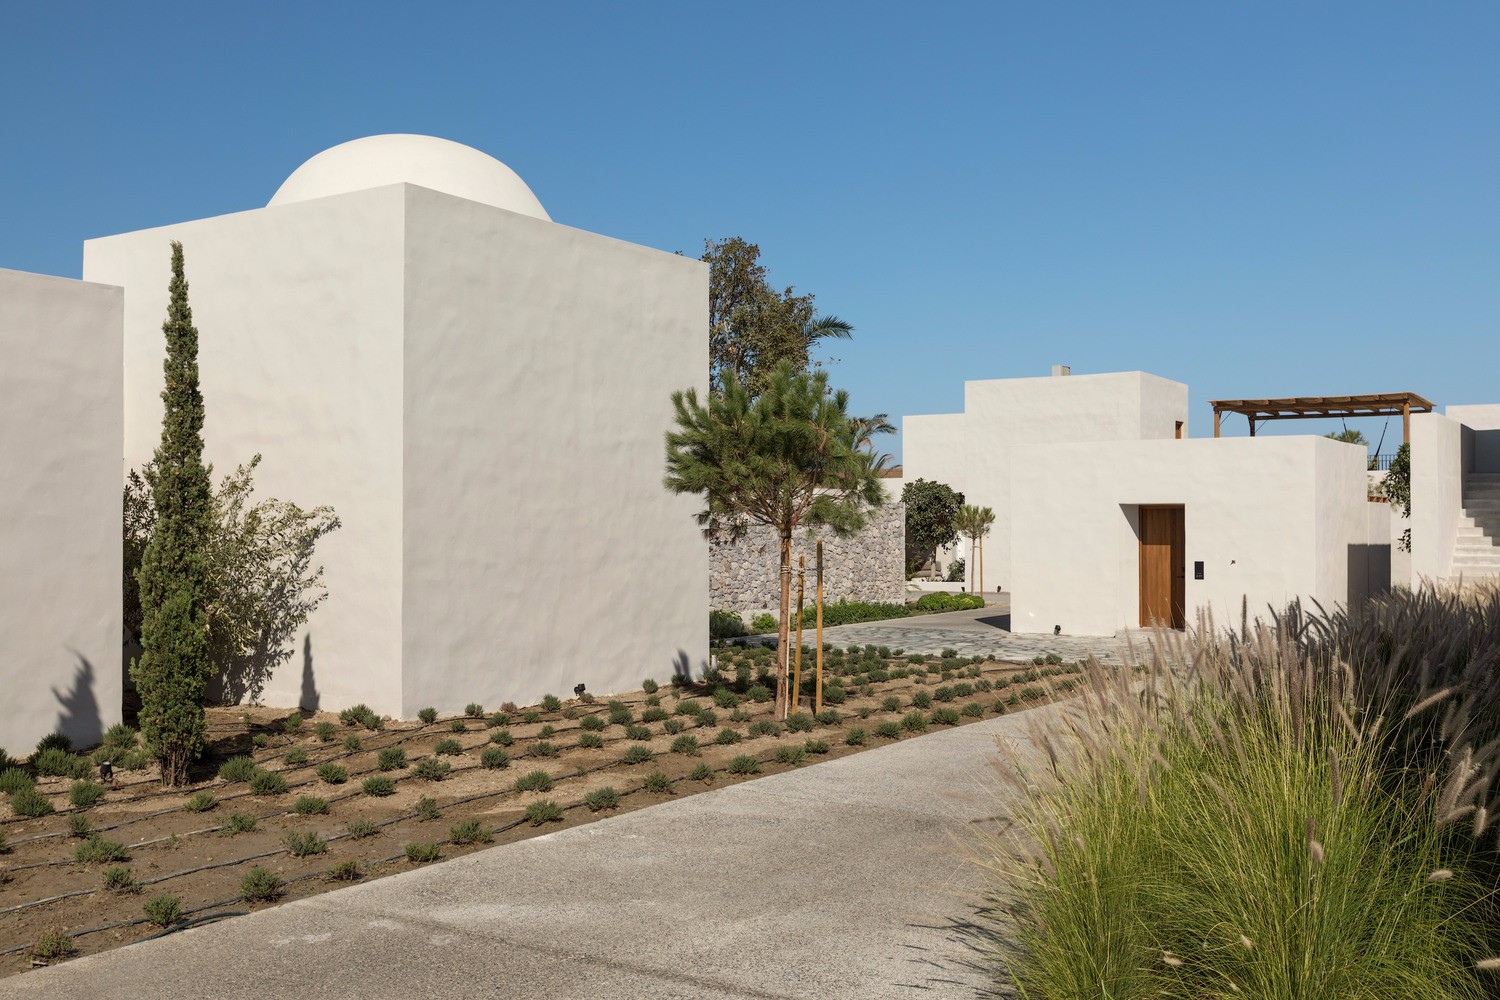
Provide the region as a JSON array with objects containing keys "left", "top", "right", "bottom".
[{"left": 711, "top": 502, "right": 905, "bottom": 610}]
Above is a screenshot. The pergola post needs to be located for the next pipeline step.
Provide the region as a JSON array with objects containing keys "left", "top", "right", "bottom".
[
  {"left": 1402, "top": 402, "right": 1410, "bottom": 445},
  {"left": 1213, "top": 409, "right": 1221, "bottom": 438}
]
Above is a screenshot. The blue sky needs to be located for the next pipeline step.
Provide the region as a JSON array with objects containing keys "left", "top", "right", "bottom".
[{"left": 3, "top": 3, "right": 1495, "bottom": 462}]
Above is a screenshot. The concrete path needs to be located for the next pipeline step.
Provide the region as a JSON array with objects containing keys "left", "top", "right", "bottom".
[{"left": 2, "top": 707, "right": 1060, "bottom": 999}]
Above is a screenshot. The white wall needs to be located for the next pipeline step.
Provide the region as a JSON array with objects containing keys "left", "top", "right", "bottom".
[
  {"left": 1010, "top": 436, "right": 1371, "bottom": 636},
  {"left": 0, "top": 269, "right": 123, "bottom": 753},
  {"left": 401, "top": 185, "right": 707, "bottom": 713},
  {"left": 1409, "top": 412, "right": 1463, "bottom": 583},
  {"left": 87, "top": 187, "right": 416, "bottom": 717},
  {"left": 902, "top": 370, "right": 1189, "bottom": 592},
  {"left": 86, "top": 182, "right": 708, "bottom": 719},
  {"left": 1448, "top": 404, "right": 1500, "bottom": 474}
]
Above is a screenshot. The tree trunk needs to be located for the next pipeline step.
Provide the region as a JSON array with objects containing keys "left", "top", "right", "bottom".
[{"left": 775, "top": 531, "right": 793, "bottom": 721}]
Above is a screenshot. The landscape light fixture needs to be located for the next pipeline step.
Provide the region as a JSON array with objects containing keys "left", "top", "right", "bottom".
[
  {"left": 573, "top": 683, "right": 586, "bottom": 699},
  {"left": 98, "top": 760, "right": 113, "bottom": 785},
  {"left": 1054, "top": 625, "right": 1062, "bottom": 636}
]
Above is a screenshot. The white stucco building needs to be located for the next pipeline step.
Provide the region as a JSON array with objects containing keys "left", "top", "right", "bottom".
[
  {"left": 904, "top": 366, "right": 1421, "bottom": 636},
  {"left": 0, "top": 269, "right": 123, "bottom": 753},
  {"left": 0, "top": 135, "right": 708, "bottom": 753}
]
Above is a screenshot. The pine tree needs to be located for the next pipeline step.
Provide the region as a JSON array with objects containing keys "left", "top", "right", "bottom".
[{"left": 133, "top": 242, "right": 214, "bottom": 786}]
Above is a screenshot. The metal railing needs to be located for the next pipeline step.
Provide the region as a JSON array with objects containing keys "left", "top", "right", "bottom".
[{"left": 1370, "top": 453, "right": 1399, "bottom": 472}]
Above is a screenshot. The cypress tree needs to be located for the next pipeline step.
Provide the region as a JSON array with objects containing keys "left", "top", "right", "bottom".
[{"left": 133, "top": 242, "right": 214, "bottom": 786}]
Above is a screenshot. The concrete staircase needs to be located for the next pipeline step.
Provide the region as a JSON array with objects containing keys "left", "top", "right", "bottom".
[{"left": 1453, "top": 473, "right": 1500, "bottom": 579}]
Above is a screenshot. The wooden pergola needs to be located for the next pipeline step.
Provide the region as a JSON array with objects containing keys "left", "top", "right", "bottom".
[{"left": 1209, "top": 392, "right": 1435, "bottom": 445}]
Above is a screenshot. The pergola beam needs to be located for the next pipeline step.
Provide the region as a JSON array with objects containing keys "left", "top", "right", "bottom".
[{"left": 1209, "top": 391, "right": 1434, "bottom": 444}]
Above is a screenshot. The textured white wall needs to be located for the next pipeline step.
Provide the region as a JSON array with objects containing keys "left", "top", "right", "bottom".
[
  {"left": 1448, "top": 404, "right": 1500, "bottom": 474},
  {"left": 85, "top": 182, "right": 706, "bottom": 719},
  {"left": 0, "top": 269, "right": 123, "bottom": 753},
  {"left": 902, "top": 370, "right": 1189, "bottom": 592},
  {"left": 1009, "top": 437, "right": 1370, "bottom": 636},
  {"left": 86, "top": 188, "right": 410, "bottom": 716},
  {"left": 1410, "top": 412, "right": 1462, "bottom": 583},
  {"left": 400, "top": 186, "right": 706, "bottom": 713}
]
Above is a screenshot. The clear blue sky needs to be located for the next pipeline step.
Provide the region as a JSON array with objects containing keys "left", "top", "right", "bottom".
[{"left": 3, "top": 3, "right": 1495, "bottom": 462}]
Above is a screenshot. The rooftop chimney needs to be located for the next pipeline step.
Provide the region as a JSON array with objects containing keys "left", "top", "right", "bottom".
[{"left": 1051, "top": 364, "right": 1071, "bottom": 377}]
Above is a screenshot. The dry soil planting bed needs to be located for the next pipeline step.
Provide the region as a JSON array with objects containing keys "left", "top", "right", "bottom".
[{"left": 0, "top": 643, "right": 1087, "bottom": 975}]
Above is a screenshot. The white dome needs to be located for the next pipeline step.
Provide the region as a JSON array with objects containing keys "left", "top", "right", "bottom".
[{"left": 268, "top": 134, "right": 549, "bottom": 220}]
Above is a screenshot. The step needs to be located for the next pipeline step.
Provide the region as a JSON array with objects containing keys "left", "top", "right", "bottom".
[
  {"left": 1466, "top": 473, "right": 1500, "bottom": 483},
  {"left": 1456, "top": 525, "right": 1494, "bottom": 538},
  {"left": 1456, "top": 534, "right": 1500, "bottom": 548}
]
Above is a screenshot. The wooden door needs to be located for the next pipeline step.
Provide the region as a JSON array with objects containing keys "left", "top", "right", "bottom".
[{"left": 1139, "top": 506, "right": 1185, "bottom": 629}]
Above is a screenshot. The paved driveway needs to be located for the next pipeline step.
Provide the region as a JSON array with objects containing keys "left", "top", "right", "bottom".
[{"left": 1, "top": 707, "right": 1060, "bottom": 999}]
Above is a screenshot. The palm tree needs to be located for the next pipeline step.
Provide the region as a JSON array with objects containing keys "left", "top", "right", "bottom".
[
  {"left": 954, "top": 505, "right": 995, "bottom": 593},
  {"left": 665, "top": 362, "right": 890, "bottom": 718}
]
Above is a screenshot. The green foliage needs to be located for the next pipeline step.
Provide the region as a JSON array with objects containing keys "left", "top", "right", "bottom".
[
  {"left": 339, "top": 704, "right": 380, "bottom": 729},
  {"left": 522, "top": 711, "right": 541, "bottom": 724},
  {"left": 625, "top": 724, "right": 653, "bottom": 742},
  {"left": 702, "top": 236, "right": 853, "bottom": 395},
  {"left": 314, "top": 721, "right": 336, "bottom": 742},
  {"left": 362, "top": 775, "right": 395, "bottom": 796},
  {"left": 486, "top": 711, "right": 511, "bottom": 728},
  {"left": 11, "top": 786, "right": 54, "bottom": 817},
  {"left": 671, "top": 735, "right": 701, "bottom": 756},
  {"left": 798, "top": 600, "right": 911, "bottom": 628},
  {"left": 345, "top": 818, "right": 379, "bottom": 838},
  {"left": 940, "top": 648, "right": 958, "bottom": 659},
  {"left": 962, "top": 702, "right": 985, "bottom": 718},
  {"left": 142, "top": 893, "right": 183, "bottom": 927},
  {"left": 251, "top": 734, "right": 268, "bottom": 749},
  {"left": 934, "top": 686, "right": 956, "bottom": 702},
  {"left": 282, "top": 829, "right": 327, "bottom": 856},
  {"left": 944, "top": 557, "right": 966, "bottom": 583},
  {"left": 292, "top": 795, "right": 329, "bottom": 815},
  {"left": 35, "top": 731, "right": 72, "bottom": 755},
  {"left": 930, "top": 707, "right": 961, "bottom": 726},
  {"left": 0, "top": 767, "right": 35, "bottom": 795},
  {"left": 576, "top": 732, "right": 604, "bottom": 749},
  {"left": 533, "top": 741, "right": 560, "bottom": 758},
  {"left": 713, "top": 688, "right": 740, "bottom": 709},
  {"left": 1325, "top": 427, "right": 1369, "bottom": 446},
  {"left": 449, "top": 719, "right": 468, "bottom": 733},
  {"left": 815, "top": 709, "right": 841, "bottom": 726},
  {"left": 675, "top": 699, "right": 702, "bottom": 717},
  {"left": 901, "top": 711, "right": 929, "bottom": 733},
  {"left": 184, "top": 790, "right": 218, "bottom": 812},
  {"left": 541, "top": 694, "right": 562, "bottom": 712},
  {"left": 491, "top": 728, "right": 514, "bottom": 746},
  {"left": 31, "top": 928, "right": 76, "bottom": 962},
  {"left": 710, "top": 610, "right": 748, "bottom": 640},
  {"left": 465, "top": 702, "right": 484, "bottom": 718},
  {"left": 913, "top": 592, "right": 984, "bottom": 612},
  {"left": 910, "top": 691, "right": 933, "bottom": 709},
  {"left": 248, "top": 769, "right": 288, "bottom": 796},
  {"left": 695, "top": 709, "right": 719, "bottom": 728},
  {"left": 75, "top": 836, "right": 128, "bottom": 864},
  {"left": 728, "top": 755, "right": 761, "bottom": 775},
  {"left": 608, "top": 702, "right": 634, "bottom": 725},
  {"left": 804, "top": 738, "right": 830, "bottom": 755},
  {"left": 902, "top": 479, "right": 965, "bottom": 573},
  {"left": 746, "top": 683, "right": 772, "bottom": 703},
  {"left": 688, "top": 763, "right": 714, "bottom": 782},
  {"left": 641, "top": 678, "right": 659, "bottom": 694},
  {"left": 784, "top": 712, "right": 814, "bottom": 733},
  {"left": 68, "top": 813, "right": 93, "bottom": 838},
  {"left": 641, "top": 706, "right": 668, "bottom": 723},
  {"left": 68, "top": 781, "right": 106, "bottom": 809},
  {"left": 480, "top": 747, "right": 511, "bottom": 769},
  {"left": 282, "top": 712, "right": 304, "bottom": 736},
  {"left": 102, "top": 866, "right": 139, "bottom": 893},
  {"left": 326, "top": 860, "right": 361, "bottom": 881},
  {"left": 579, "top": 714, "right": 605, "bottom": 732},
  {"left": 524, "top": 799, "right": 563, "bottom": 825},
  {"left": 643, "top": 771, "right": 673, "bottom": 793},
  {"left": 35, "top": 747, "right": 90, "bottom": 779},
  {"left": 749, "top": 613, "right": 778, "bottom": 633},
  {"left": 844, "top": 727, "right": 866, "bottom": 746},
  {"left": 222, "top": 811, "right": 257, "bottom": 835},
  {"left": 748, "top": 720, "right": 781, "bottom": 738},
  {"left": 218, "top": 755, "right": 256, "bottom": 782},
  {"left": 342, "top": 734, "right": 362, "bottom": 751},
  {"left": 417, "top": 707, "right": 437, "bottom": 724},
  {"left": 874, "top": 721, "right": 901, "bottom": 739},
  {"left": 774, "top": 745, "right": 806, "bottom": 766},
  {"left": 414, "top": 758, "right": 451, "bottom": 781},
  {"left": 449, "top": 818, "right": 492, "bottom": 845},
  {"left": 405, "top": 841, "right": 442, "bottom": 862},
  {"left": 377, "top": 747, "right": 407, "bottom": 771},
  {"left": 415, "top": 796, "right": 442, "bottom": 821},
  {"left": 433, "top": 739, "right": 463, "bottom": 757},
  {"left": 714, "top": 727, "right": 743, "bottom": 746},
  {"left": 1386, "top": 442, "right": 1412, "bottom": 550},
  {"left": 240, "top": 866, "right": 283, "bottom": 902},
  {"left": 622, "top": 745, "right": 654, "bottom": 764},
  {"left": 129, "top": 246, "right": 218, "bottom": 786},
  {"left": 586, "top": 786, "right": 620, "bottom": 811},
  {"left": 662, "top": 718, "right": 685, "bottom": 735},
  {"left": 514, "top": 770, "right": 553, "bottom": 792}
]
